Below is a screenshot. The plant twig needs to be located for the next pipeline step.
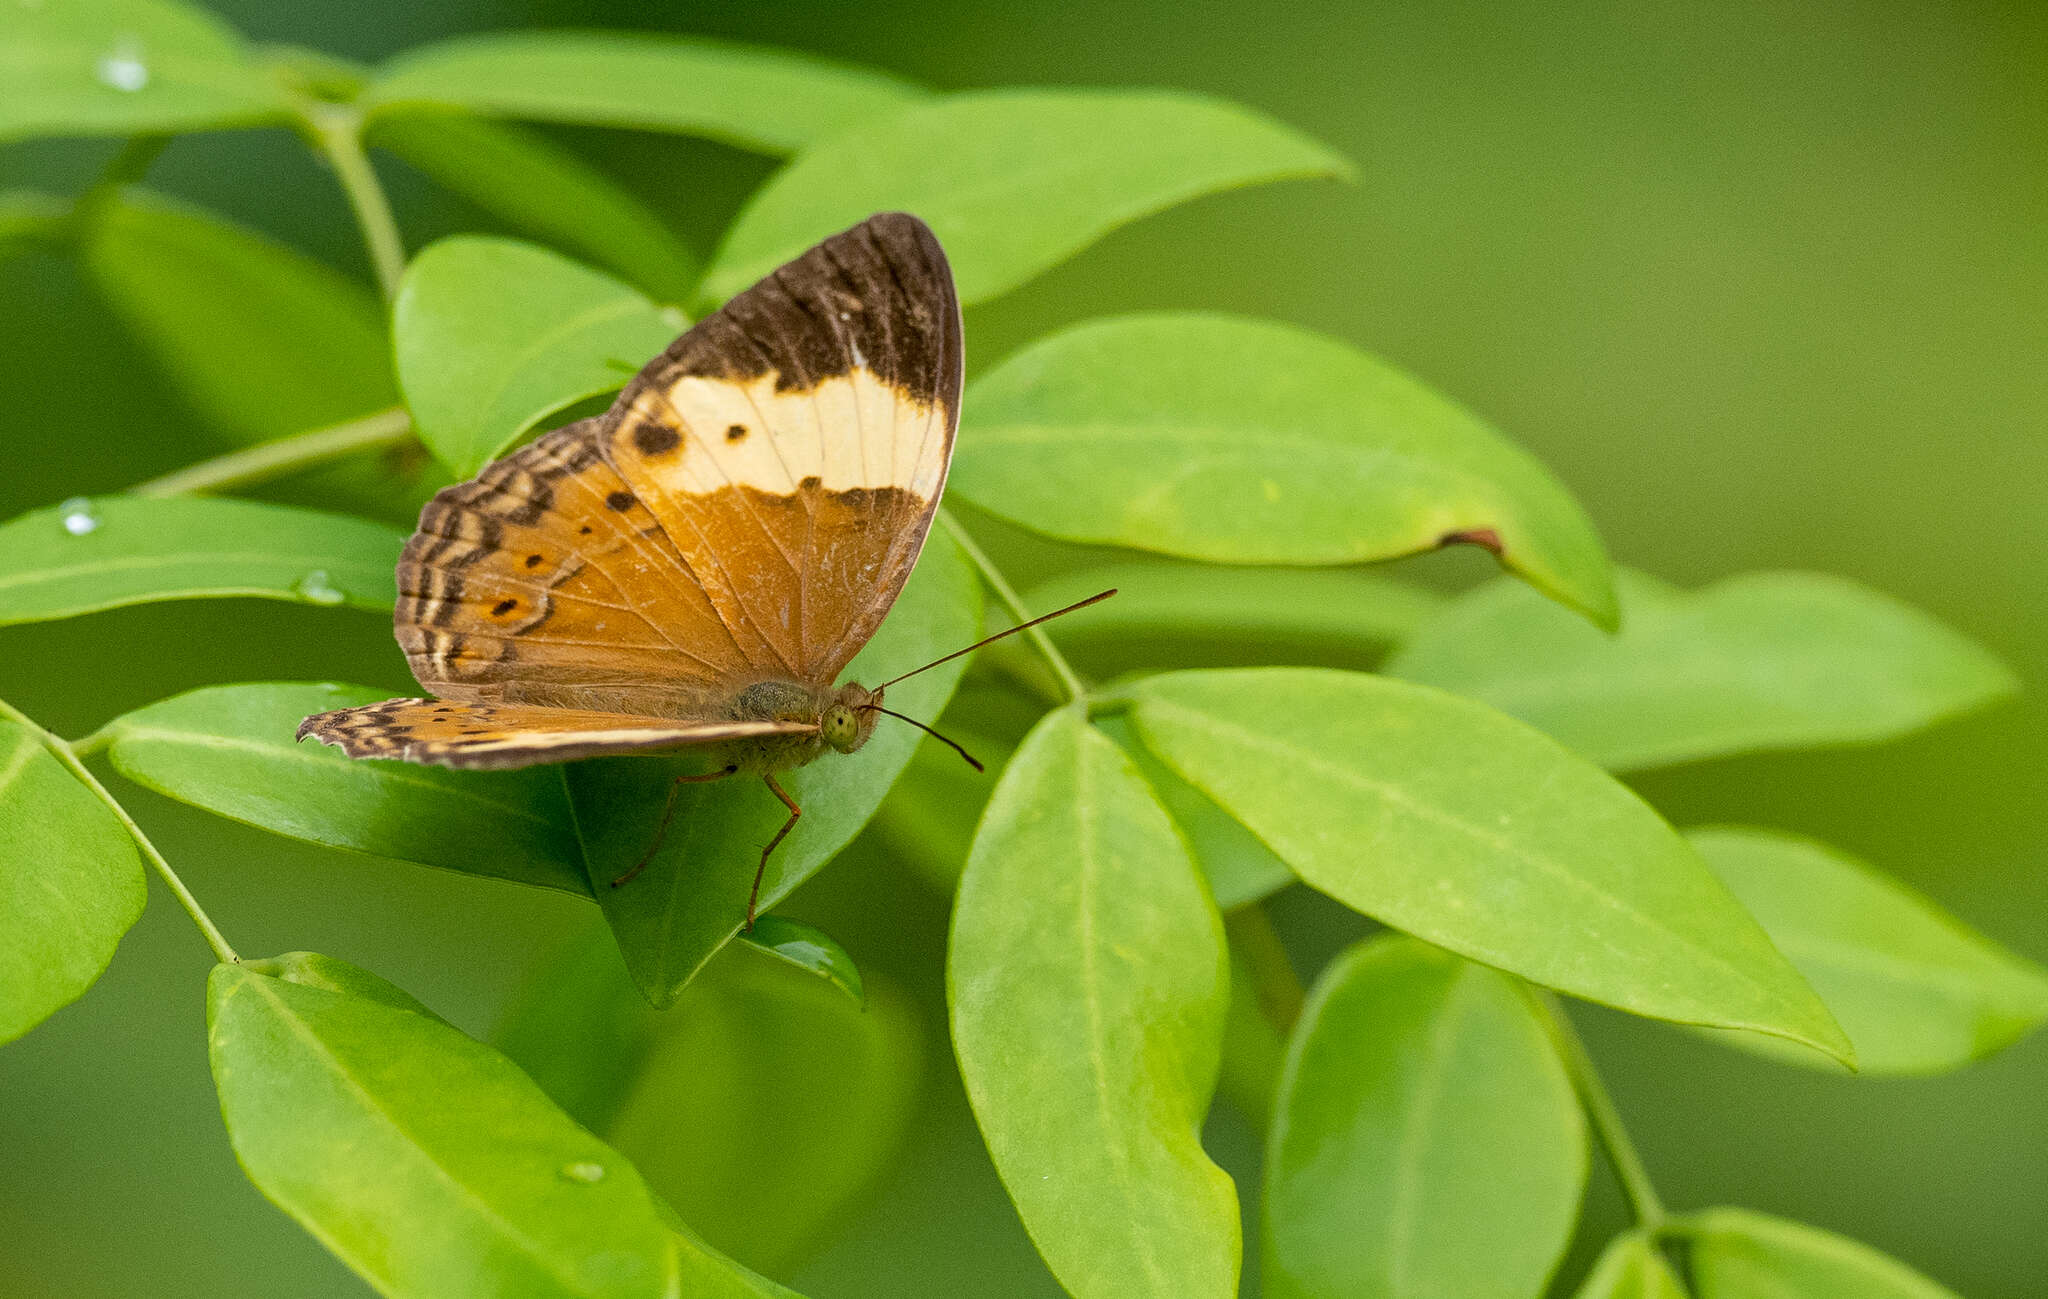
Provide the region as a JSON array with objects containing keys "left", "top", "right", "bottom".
[
  {"left": 939, "top": 507, "right": 1089, "bottom": 705},
  {"left": 0, "top": 698, "right": 239, "bottom": 965},
  {"left": 301, "top": 104, "right": 406, "bottom": 300},
  {"left": 130, "top": 407, "right": 415, "bottom": 498},
  {"left": 1540, "top": 991, "right": 1667, "bottom": 1231}
]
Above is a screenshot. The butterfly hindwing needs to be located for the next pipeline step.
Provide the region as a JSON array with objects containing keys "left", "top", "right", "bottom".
[
  {"left": 298, "top": 699, "right": 814, "bottom": 770},
  {"left": 605, "top": 211, "right": 963, "bottom": 686}
]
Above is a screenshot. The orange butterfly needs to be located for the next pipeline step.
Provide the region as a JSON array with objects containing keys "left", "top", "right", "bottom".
[{"left": 300, "top": 213, "right": 1103, "bottom": 924}]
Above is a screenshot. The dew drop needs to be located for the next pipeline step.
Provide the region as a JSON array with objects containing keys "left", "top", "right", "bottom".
[
  {"left": 560, "top": 1161, "right": 606, "bottom": 1183},
  {"left": 58, "top": 497, "right": 101, "bottom": 536},
  {"left": 293, "top": 570, "right": 345, "bottom": 606},
  {"left": 96, "top": 40, "right": 149, "bottom": 93}
]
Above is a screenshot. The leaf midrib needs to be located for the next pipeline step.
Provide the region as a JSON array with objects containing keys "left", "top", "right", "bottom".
[{"left": 1069, "top": 734, "right": 1170, "bottom": 1296}]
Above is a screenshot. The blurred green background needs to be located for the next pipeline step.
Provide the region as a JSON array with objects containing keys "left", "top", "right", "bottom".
[{"left": 3, "top": 1, "right": 2043, "bottom": 1295}]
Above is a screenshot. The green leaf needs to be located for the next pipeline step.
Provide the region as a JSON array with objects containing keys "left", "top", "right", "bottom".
[
  {"left": 243, "top": 950, "right": 442, "bottom": 1019},
  {"left": 957, "top": 314, "right": 1615, "bottom": 625},
  {"left": 0, "top": 495, "right": 403, "bottom": 625},
  {"left": 1386, "top": 569, "right": 2017, "bottom": 770},
  {"left": 1265, "top": 935, "right": 1585, "bottom": 1299},
  {"left": 368, "top": 109, "right": 700, "bottom": 302},
  {"left": 0, "top": 0, "right": 287, "bottom": 141},
  {"left": 1215, "top": 939, "right": 1291, "bottom": 1131},
  {"left": 1688, "top": 826, "right": 2048, "bottom": 1074},
  {"left": 210, "top": 953, "right": 752, "bottom": 1299},
  {"left": 0, "top": 720, "right": 144, "bottom": 1043},
  {"left": 495, "top": 924, "right": 654, "bottom": 1133},
  {"left": 1571, "top": 1233, "right": 1689, "bottom": 1299},
  {"left": 1680, "top": 1208, "right": 1961, "bottom": 1298},
  {"left": 666, "top": 1228, "right": 804, "bottom": 1299},
  {"left": 577, "top": 529, "right": 980, "bottom": 1006},
  {"left": 704, "top": 90, "right": 1350, "bottom": 308},
  {"left": 394, "top": 235, "right": 683, "bottom": 476},
  {"left": 1094, "top": 712, "right": 1293, "bottom": 908},
  {"left": 0, "top": 188, "right": 72, "bottom": 257},
  {"left": 869, "top": 720, "right": 1014, "bottom": 892},
  {"left": 737, "top": 915, "right": 864, "bottom": 1005},
  {"left": 80, "top": 188, "right": 397, "bottom": 445},
  {"left": 1022, "top": 558, "right": 1448, "bottom": 660},
  {"left": 499, "top": 924, "right": 920, "bottom": 1276},
  {"left": 100, "top": 682, "right": 587, "bottom": 894},
  {"left": 609, "top": 951, "right": 921, "bottom": 1276},
  {"left": 949, "top": 709, "right": 1237, "bottom": 1299},
  {"left": 364, "top": 31, "right": 926, "bottom": 155},
  {"left": 1130, "top": 668, "right": 1852, "bottom": 1060}
]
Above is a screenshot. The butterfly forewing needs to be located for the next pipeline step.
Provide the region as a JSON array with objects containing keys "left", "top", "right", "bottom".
[
  {"left": 606, "top": 211, "right": 963, "bottom": 686},
  {"left": 304, "top": 212, "right": 963, "bottom": 770},
  {"left": 394, "top": 418, "right": 757, "bottom": 713}
]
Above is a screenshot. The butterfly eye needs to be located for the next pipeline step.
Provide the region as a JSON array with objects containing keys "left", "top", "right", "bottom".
[{"left": 821, "top": 704, "right": 861, "bottom": 752}]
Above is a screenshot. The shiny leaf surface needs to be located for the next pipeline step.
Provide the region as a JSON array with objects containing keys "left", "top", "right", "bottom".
[
  {"left": 393, "top": 235, "right": 681, "bottom": 475},
  {"left": 1130, "top": 668, "right": 1851, "bottom": 1059},
  {"left": 0, "top": 495, "right": 402, "bottom": 625},
  {"left": 0, "top": 0, "right": 286, "bottom": 140},
  {"left": 1690, "top": 826, "right": 2048, "bottom": 1073},
  {"left": 1388, "top": 570, "right": 2017, "bottom": 770},
  {"left": 950, "top": 709, "right": 1237, "bottom": 1299},
  {"left": 705, "top": 90, "right": 1349, "bottom": 307},
  {"left": 208, "top": 954, "right": 685, "bottom": 1298},
  {"left": 1682, "top": 1208, "right": 1961, "bottom": 1298},
  {"left": 958, "top": 314, "right": 1615, "bottom": 625},
  {"left": 1265, "top": 936, "right": 1585, "bottom": 1299},
  {"left": 0, "top": 720, "right": 144, "bottom": 1043},
  {"left": 366, "top": 31, "right": 925, "bottom": 154}
]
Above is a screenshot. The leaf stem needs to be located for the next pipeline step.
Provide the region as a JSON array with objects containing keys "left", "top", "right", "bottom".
[
  {"left": 130, "top": 407, "right": 415, "bottom": 498},
  {"left": 1225, "top": 902, "right": 1304, "bottom": 1033},
  {"left": 0, "top": 698, "right": 238, "bottom": 964},
  {"left": 939, "top": 507, "right": 1088, "bottom": 705},
  {"left": 301, "top": 104, "right": 406, "bottom": 300},
  {"left": 1540, "top": 991, "right": 1666, "bottom": 1231}
]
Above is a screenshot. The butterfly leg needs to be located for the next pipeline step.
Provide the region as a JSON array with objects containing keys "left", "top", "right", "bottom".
[
  {"left": 611, "top": 764, "right": 739, "bottom": 888},
  {"left": 748, "top": 774, "right": 803, "bottom": 930}
]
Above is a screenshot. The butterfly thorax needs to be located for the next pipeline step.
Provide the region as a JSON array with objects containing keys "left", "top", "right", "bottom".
[{"left": 723, "top": 679, "right": 882, "bottom": 772}]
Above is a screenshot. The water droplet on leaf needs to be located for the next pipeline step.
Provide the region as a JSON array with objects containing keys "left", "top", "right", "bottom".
[
  {"left": 560, "top": 1161, "right": 606, "bottom": 1183},
  {"left": 293, "top": 570, "right": 345, "bottom": 606},
  {"left": 96, "top": 41, "right": 149, "bottom": 93},
  {"left": 58, "top": 497, "right": 100, "bottom": 536}
]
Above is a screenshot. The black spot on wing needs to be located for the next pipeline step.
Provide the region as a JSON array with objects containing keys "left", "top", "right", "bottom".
[{"left": 631, "top": 421, "right": 681, "bottom": 456}]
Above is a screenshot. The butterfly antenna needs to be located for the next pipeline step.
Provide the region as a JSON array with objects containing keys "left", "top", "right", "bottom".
[
  {"left": 859, "top": 705, "right": 985, "bottom": 771},
  {"left": 874, "top": 588, "right": 1117, "bottom": 692}
]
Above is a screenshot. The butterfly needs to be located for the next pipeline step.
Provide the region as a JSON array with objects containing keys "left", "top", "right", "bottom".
[{"left": 299, "top": 212, "right": 1106, "bottom": 926}]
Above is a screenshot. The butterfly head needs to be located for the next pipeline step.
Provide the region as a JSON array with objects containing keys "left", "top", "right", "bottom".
[{"left": 824, "top": 683, "right": 884, "bottom": 754}]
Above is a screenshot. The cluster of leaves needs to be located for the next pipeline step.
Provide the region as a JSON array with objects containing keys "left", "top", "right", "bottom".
[{"left": 1, "top": 4, "right": 2042, "bottom": 1297}]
